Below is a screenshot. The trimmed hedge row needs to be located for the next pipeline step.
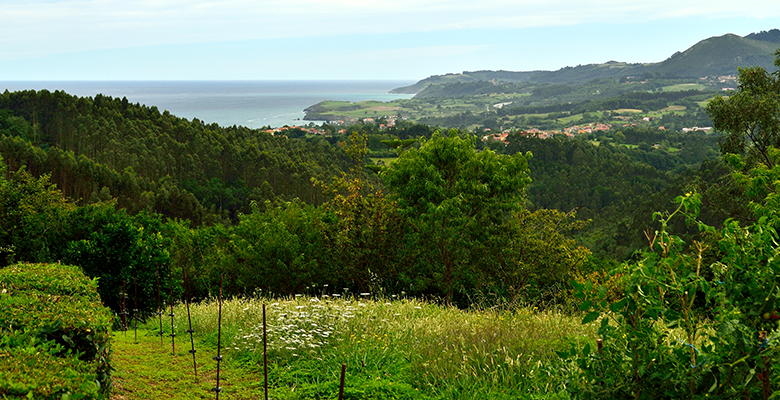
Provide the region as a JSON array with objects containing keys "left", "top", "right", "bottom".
[
  {"left": 0, "top": 347, "right": 102, "bottom": 399},
  {"left": 0, "top": 264, "right": 102, "bottom": 302},
  {"left": 0, "top": 263, "right": 112, "bottom": 399}
]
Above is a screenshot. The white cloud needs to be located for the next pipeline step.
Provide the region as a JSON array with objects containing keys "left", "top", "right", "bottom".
[{"left": 1, "top": 0, "right": 779, "bottom": 60}]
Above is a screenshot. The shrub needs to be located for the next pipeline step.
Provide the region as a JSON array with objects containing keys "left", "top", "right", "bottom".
[
  {"left": 0, "top": 263, "right": 112, "bottom": 398},
  {"left": 567, "top": 186, "right": 780, "bottom": 399},
  {"left": 0, "top": 263, "right": 101, "bottom": 301},
  {"left": 0, "top": 346, "right": 102, "bottom": 399}
]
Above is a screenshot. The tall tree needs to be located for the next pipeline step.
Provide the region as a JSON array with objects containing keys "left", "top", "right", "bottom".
[
  {"left": 708, "top": 50, "right": 780, "bottom": 167},
  {"left": 383, "top": 132, "right": 531, "bottom": 303}
]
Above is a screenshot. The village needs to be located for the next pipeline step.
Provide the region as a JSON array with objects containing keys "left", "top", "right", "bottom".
[{"left": 260, "top": 114, "right": 712, "bottom": 146}]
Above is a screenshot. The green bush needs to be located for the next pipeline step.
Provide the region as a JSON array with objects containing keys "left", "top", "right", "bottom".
[
  {"left": 567, "top": 186, "right": 780, "bottom": 399},
  {"left": 0, "top": 347, "right": 101, "bottom": 399},
  {"left": 0, "top": 291, "right": 112, "bottom": 359},
  {"left": 0, "top": 263, "right": 101, "bottom": 301},
  {"left": 0, "top": 263, "right": 112, "bottom": 398}
]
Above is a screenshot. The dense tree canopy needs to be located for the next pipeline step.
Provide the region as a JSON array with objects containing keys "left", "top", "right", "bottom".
[
  {"left": 0, "top": 90, "right": 352, "bottom": 222},
  {"left": 708, "top": 51, "right": 780, "bottom": 167},
  {"left": 383, "top": 132, "right": 532, "bottom": 302}
]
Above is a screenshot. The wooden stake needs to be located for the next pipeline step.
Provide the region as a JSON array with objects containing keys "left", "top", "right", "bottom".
[
  {"left": 213, "top": 275, "right": 224, "bottom": 399},
  {"left": 263, "top": 303, "right": 268, "bottom": 400},
  {"left": 338, "top": 363, "right": 346, "bottom": 400},
  {"left": 156, "top": 266, "right": 164, "bottom": 346},
  {"left": 132, "top": 279, "right": 138, "bottom": 344},
  {"left": 169, "top": 287, "right": 176, "bottom": 355},
  {"left": 183, "top": 269, "right": 197, "bottom": 376}
]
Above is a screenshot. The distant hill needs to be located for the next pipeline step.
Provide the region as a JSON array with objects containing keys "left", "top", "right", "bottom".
[
  {"left": 393, "top": 30, "right": 780, "bottom": 94},
  {"left": 652, "top": 34, "right": 778, "bottom": 77},
  {"left": 393, "top": 62, "right": 645, "bottom": 94},
  {"left": 746, "top": 29, "right": 780, "bottom": 43}
]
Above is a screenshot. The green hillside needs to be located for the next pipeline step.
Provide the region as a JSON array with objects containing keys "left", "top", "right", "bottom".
[
  {"left": 0, "top": 90, "right": 352, "bottom": 223},
  {"left": 394, "top": 30, "right": 780, "bottom": 95},
  {"left": 653, "top": 34, "right": 779, "bottom": 77}
]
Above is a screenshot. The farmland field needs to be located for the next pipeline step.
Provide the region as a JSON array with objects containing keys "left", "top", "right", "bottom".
[{"left": 660, "top": 83, "right": 706, "bottom": 92}]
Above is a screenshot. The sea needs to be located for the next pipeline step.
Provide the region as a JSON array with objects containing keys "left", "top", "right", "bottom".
[{"left": 0, "top": 80, "right": 414, "bottom": 128}]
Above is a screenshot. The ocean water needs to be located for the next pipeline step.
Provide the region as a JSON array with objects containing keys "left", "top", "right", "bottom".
[{"left": 0, "top": 80, "right": 414, "bottom": 128}]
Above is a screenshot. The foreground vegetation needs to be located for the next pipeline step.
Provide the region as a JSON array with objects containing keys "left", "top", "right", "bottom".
[
  {"left": 132, "top": 297, "right": 590, "bottom": 399},
  {"left": 0, "top": 263, "right": 112, "bottom": 398},
  {"left": 110, "top": 331, "right": 259, "bottom": 399}
]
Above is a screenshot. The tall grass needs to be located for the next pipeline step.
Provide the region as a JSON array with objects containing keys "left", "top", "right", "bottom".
[{"left": 143, "top": 296, "right": 592, "bottom": 399}]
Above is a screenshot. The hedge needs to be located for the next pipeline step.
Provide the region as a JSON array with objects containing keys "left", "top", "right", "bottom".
[
  {"left": 0, "top": 263, "right": 112, "bottom": 399},
  {"left": 0, "top": 263, "right": 101, "bottom": 302},
  {"left": 0, "top": 347, "right": 101, "bottom": 399}
]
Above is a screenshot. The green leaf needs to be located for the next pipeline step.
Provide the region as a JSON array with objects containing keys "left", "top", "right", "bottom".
[
  {"left": 582, "top": 311, "right": 600, "bottom": 324},
  {"left": 609, "top": 298, "right": 627, "bottom": 312},
  {"left": 579, "top": 300, "right": 593, "bottom": 311}
]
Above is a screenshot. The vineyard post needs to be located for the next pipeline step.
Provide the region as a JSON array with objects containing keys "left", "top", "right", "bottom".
[
  {"left": 338, "top": 363, "right": 346, "bottom": 400},
  {"left": 132, "top": 279, "right": 139, "bottom": 344},
  {"left": 212, "top": 275, "right": 224, "bottom": 399},
  {"left": 169, "top": 286, "right": 176, "bottom": 355},
  {"left": 156, "top": 265, "right": 164, "bottom": 346},
  {"left": 118, "top": 283, "right": 129, "bottom": 336},
  {"left": 263, "top": 303, "right": 268, "bottom": 400},
  {"left": 184, "top": 269, "right": 197, "bottom": 376}
]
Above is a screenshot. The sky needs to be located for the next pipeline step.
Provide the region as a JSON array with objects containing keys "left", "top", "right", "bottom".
[{"left": 2, "top": 0, "right": 780, "bottom": 81}]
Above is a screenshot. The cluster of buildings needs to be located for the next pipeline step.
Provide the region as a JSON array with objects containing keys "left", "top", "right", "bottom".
[
  {"left": 563, "top": 123, "right": 612, "bottom": 135},
  {"left": 482, "top": 123, "right": 613, "bottom": 143},
  {"left": 330, "top": 116, "right": 399, "bottom": 130},
  {"left": 261, "top": 125, "right": 326, "bottom": 136},
  {"left": 262, "top": 116, "right": 402, "bottom": 137}
]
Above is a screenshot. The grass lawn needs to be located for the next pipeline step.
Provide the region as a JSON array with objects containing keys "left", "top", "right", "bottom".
[
  {"left": 557, "top": 113, "right": 584, "bottom": 124},
  {"left": 112, "top": 297, "right": 592, "bottom": 399},
  {"left": 611, "top": 108, "right": 643, "bottom": 114},
  {"left": 661, "top": 83, "right": 705, "bottom": 92},
  {"left": 111, "top": 330, "right": 260, "bottom": 400},
  {"left": 661, "top": 105, "right": 687, "bottom": 112},
  {"left": 696, "top": 99, "right": 714, "bottom": 108}
]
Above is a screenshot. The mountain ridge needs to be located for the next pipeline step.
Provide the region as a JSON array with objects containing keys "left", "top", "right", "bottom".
[{"left": 392, "top": 30, "right": 780, "bottom": 94}]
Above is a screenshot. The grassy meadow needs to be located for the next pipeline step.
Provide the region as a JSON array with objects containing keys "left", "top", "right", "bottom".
[{"left": 126, "top": 296, "right": 593, "bottom": 399}]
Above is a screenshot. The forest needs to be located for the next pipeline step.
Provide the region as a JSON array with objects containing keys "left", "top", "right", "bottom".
[{"left": 1, "top": 55, "right": 779, "bottom": 399}]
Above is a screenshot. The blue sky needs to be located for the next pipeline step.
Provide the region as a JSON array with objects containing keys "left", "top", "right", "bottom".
[{"left": 2, "top": 0, "right": 780, "bottom": 80}]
